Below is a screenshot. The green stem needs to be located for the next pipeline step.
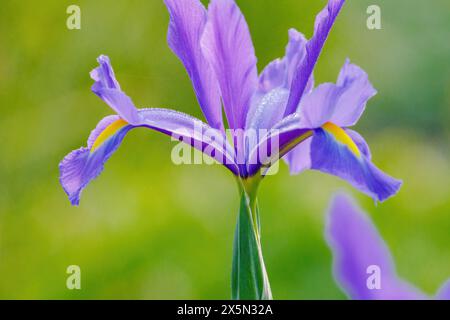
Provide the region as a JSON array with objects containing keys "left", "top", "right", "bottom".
[{"left": 231, "top": 178, "right": 272, "bottom": 300}]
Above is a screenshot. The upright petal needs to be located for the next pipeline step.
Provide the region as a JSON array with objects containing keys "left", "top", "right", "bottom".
[
  {"left": 246, "top": 29, "right": 313, "bottom": 130},
  {"left": 257, "top": 29, "right": 310, "bottom": 95},
  {"left": 59, "top": 109, "right": 238, "bottom": 206},
  {"left": 164, "top": 0, "right": 224, "bottom": 130},
  {"left": 310, "top": 125, "right": 402, "bottom": 202},
  {"left": 297, "top": 60, "right": 376, "bottom": 128},
  {"left": 330, "top": 59, "right": 377, "bottom": 127},
  {"left": 298, "top": 82, "right": 345, "bottom": 128},
  {"left": 326, "top": 194, "right": 427, "bottom": 300},
  {"left": 256, "top": 60, "right": 285, "bottom": 96},
  {"left": 285, "top": 0, "right": 345, "bottom": 116},
  {"left": 90, "top": 55, "right": 140, "bottom": 125},
  {"left": 201, "top": 0, "right": 258, "bottom": 130},
  {"left": 245, "top": 88, "right": 289, "bottom": 131}
]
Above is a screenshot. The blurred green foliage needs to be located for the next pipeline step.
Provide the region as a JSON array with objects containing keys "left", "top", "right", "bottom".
[{"left": 0, "top": 0, "right": 449, "bottom": 299}]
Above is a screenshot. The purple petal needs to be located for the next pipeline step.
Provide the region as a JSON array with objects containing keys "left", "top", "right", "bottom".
[
  {"left": 246, "top": 29, "right": 313, "bottom": 130},
  {"left": 201, "top": 0, "right": 258, "bottom": 130},
  {"left": 283, "top": 136, "right": 312, "bottom": 174},
  {"left": 244, "top": 89, "right": 290, "bottom": 174},
  {"left": 330, "top": 59, "right": 377, "bottom": 127},
  {"left": 283, "top": 127, "right": 370, "bottom": 175},
  {"left": 59, "top": 118, "right": 132, "bottom": 206},
  {"left": 298, "top": 82, "right": 345, "bottom": 128},
  {"left": 435, "top": 280, "right": 450, "bottom": 300},
  {"left": 285, "top": 0, "right": 345, "bottom": 116},
  {"left": 59, "top": 148, "right": 92, "bottom": 206},
  {"left": 257, "top": 60, "right": 285, "bottom": 96},
  {"left": 246, "top": 113, "right": 311, "bottom": 176},
  {"left": 257, "top": 29, "right": 311, "bottom": 95},
  {"left": 283, "top": 120, "right": 372, "bottom": 175},
  {"left": 59, "top": 109, "right": 238, "bottom": 205},
  {"left": 310, "top": 127, "right": 402, "bottom": 202},
  {"left": 245, "top": 88, "right": 289, "bottom": 131},
  {"left": 297, "top": 60, "right": 376, "bottom": 129},
  {"left": 164, "top": 0, "right": 223, "bottom": 131},
  {"left": 345, "top": 128, "right": 371, "bottom": 159},
  {"left": 326, "top": 194, "right": 427, "bottom": 300},
  {"left": 90, "top": 55, "right": 140, "bottom": 125}
]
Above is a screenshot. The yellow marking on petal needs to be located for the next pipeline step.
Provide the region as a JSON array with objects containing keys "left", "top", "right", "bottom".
[
  {"left": 322, "top": 122, "right": 361, "bottom": 157},
  {"left": 91, "top": 119, "right": 128, "bottom": 153}
]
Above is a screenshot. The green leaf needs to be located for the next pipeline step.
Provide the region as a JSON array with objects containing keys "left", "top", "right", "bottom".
[{"left": 231, "top": 191, "right": 272, "bottom": 300}]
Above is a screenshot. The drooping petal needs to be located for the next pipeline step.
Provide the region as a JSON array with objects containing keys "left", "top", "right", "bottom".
[
  {"left": 310, "top": 124, "right": 401, "bottom": 202},
  {"left": 285, "top": 0, "right": 345, "bottom": 116},
  {"left": 330, "top": 59, "right": 377, "bottom": 127},
  {"left": 90, "top": 55, "right": 140, "bottom": 125},
  {"left": 326, "top": 194, "right": 427, "bottom": 300},
  {"left": 164, "top": 0, "right": 224, "bottom": 130},
  {"left": 282, "top": 117, "right": 369, "bottom": 175},
  {"left": 59, "top": 108, "right": 238, "bottom": 206},
  {"left": 345, "top": 128, "right": 371, "bottom": 159},
  {"left": 435, "top": 280, "right": 450, "bottom": 300},
  {"left": 59, "top": 115, "right": 132, "bottom": 206},
  {"left": 201, "top": 0, "right": 258, "bottom": 130}
]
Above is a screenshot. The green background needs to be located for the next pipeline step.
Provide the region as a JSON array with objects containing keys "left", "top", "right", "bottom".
[{"left": 0, "top": 0, "right": 449, "bottom": 299}]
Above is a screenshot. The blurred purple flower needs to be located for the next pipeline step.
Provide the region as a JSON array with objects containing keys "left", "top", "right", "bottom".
[
  {"left": 326, "top": 193, "right": 450, "bottom": 300},
  {"left": 59, "top": 0, "right": 400, "bottom": 206}
]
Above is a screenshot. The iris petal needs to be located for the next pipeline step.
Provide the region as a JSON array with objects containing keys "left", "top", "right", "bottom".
[
  {"left": 310, "top": 127, "right": 402, "bottom": 202},
  {"left": 326, "top": 194, "right": 427, "bottom": 300},
  {"left": 247, "top": 114, "right": 312, "bottom": 177},
  {"left": 246, "top": 29, "right": 313, "bottom": 131},
  {"left": 297, "top": 60, "right": 376, "bottom": 130},
  {"left": 436, "top": 280, "right": 450, "bottom": 300},
  {"left": 285, "top": 0, "right": 345, "bottom": 116},
  {"left": 90, "top": 55, "right": 140, "bottom": 125},
  {"left": 283, "top": 136, "right": 312, "bottom": 174},
  {"left": 284, "top": 127, "right": 370, "bottom": 175},
  {"left": 330, "top": 59, "right": 377, "bottom": 127},
  {"left": 245, "top": 88, "right": 289, "bottom": 132},
  {"left": 59, "top": 109, "right": 238, "bottom": 206},
  {"left": 201, "top": 0, "right": 258, "bottom": 130},
  {"left": 59, "top": 118, "right": 131, "bottom": 206},
  {"left": 257, "top": 29, "right": 312, "bottom": 96},
  {"left": 164, "top": 0, "right": 223, "bottom": 131},
  {"left": 299, "top": 83, "right": 346, "bottom": 128}
]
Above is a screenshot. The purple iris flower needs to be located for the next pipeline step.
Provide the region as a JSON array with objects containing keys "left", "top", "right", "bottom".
[
  {"left": 326, "top": 194, "right": 450, "bottom": 300},
  {"left": 59, "top": 0, "right": 401, "bottom": 206}
]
